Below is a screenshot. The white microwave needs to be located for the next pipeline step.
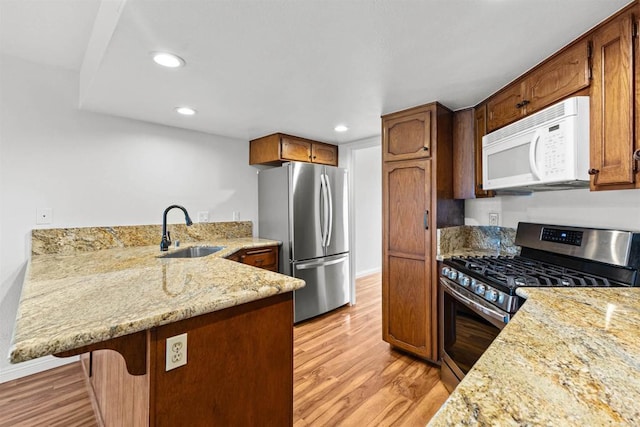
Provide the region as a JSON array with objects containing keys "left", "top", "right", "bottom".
[{"left": 482, "top": 96, "right": 590, "bottom": 192}]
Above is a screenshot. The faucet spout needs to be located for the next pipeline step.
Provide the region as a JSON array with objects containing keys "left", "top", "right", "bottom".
[{"left": 161, "top": 205, "right": 193, "bottom": 251}]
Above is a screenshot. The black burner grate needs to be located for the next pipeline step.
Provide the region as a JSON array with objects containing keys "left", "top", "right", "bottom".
[{"left": 448, "top": 255, "right": 618, "bottom": 290}]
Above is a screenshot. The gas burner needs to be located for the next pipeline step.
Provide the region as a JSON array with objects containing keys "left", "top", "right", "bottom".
[{"left": 444, "top": 253, "right": 628, "bottom": 292}]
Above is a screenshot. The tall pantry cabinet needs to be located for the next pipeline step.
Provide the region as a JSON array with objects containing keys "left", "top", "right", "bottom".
[{"left": 382, "top": 102, "right": 463, "bottom": 362}]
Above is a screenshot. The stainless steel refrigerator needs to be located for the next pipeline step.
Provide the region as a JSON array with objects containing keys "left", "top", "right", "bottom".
[{"left": 258, "top": 162, "right": 350, "bottom": 323}]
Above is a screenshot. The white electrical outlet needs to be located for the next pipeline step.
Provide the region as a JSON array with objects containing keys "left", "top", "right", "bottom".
[
  {"left": 489, "top": 213, "right": 499, "bottom": 226},
  {"left": 166, "top": 333, "right": 188, "bottom": 371},
  {"left": 36, "top": 208, "right": 53, "bottom": 225},
  {"left": 197, "top": 211, "right": 209, "bottom": 223},
  {"left": 233, "top": 211, "right": 240, "bottom": 221}
]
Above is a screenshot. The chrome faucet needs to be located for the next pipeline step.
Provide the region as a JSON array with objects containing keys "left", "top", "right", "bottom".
[{"left": 160, "top": 205, "right": 193, "bottom": 251}]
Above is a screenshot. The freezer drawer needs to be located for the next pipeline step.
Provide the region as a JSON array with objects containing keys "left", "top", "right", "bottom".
[{"left": 292, "top": 253, "right": 350, "bottom": 323}]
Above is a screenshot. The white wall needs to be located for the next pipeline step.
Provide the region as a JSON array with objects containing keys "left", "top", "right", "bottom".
[
  {"left": 340, "top": 136, "right": 382, "bottom": 282},
  {"left": 353, "top": 145, "right": 382, "bottom": 277},
  {"left": 0, "top": 55, "right": 259, "bottom": 382},
  {"left": 465, "top": 188, "right": 640, "bottom": 230}
]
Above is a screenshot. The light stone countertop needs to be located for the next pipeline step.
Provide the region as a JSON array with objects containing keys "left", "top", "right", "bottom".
[
  {"left": 437, "top": 225, "right": 519, "bottom": 261},
  {"left": 428, "top": 287, "right": 640, "bottom": 426},
  {"left": 9, "top": 238, "right": 305, "bottom": 364}
]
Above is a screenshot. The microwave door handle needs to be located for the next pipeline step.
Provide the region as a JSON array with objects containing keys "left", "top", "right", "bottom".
[{"left": 529, "top": 129, "right": 543, "bottom": 180}]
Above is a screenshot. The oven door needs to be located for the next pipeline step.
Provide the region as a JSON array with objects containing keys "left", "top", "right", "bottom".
[{"left": 439, "top": 277, "right": 508, "bottom": 392}]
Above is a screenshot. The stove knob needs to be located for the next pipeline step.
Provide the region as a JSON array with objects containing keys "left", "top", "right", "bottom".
[
  {"left": 460, "top": 276, "right": 470, "bottom": 287},
  {"left": 448, "top": 270, "right": 458, "bottom": 280},
  {"left": 485, "top": 289, "right": 498, "bottom": 302},
  {"left": 475, "top": 284, "right": 486, "bottom": 296},
  {"left": 470, "top": 278, "right": 477, "bottom": 289},
  {"left": 441, "top": 267, "right": 450, "bottom": 277}
]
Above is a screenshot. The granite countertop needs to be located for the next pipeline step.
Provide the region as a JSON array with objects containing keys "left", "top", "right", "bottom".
[
  {"left": 9, "top": 237, "right": 305, "bottom": 364},
  {"left": 428, "top": 287, "right": 640, "bottom": 426},
  {"left": 437, "top": 225, "right": 520, "bottom": 261}
]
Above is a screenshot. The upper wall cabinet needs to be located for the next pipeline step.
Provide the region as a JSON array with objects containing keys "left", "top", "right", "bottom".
[
  {"left": 452, "top": 106, "right": 495, "bottom": 199},
  {"left": 382, "top": 109, "right": 432, "bottom": 161},
  {"left": 486, "top": 39, "right": 591, "bottom": 132},
  {"left": 474, "top": 105, "right": 494, "bottom": 198},
  {"left": 589, "top": 9, "right": 640, "bottom": 190},
  {"left": 250, "top": 133, "right": 338, "bottom": 166}
]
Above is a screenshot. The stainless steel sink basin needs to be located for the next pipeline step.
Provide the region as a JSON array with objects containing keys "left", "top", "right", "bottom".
[{"left": 158, "top": 246, "right": 224, "bottom": 259}]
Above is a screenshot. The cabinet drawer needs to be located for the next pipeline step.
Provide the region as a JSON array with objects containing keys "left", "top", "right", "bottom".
[{"left": 242, "top": 247, "right": 277, "bottom": 268}]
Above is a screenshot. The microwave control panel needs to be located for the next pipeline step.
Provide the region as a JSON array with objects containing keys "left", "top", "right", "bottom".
[{"left": 540, "top": 123, "right": 567, "bottom": 177}]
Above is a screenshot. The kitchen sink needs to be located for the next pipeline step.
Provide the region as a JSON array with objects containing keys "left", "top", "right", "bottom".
[{"left": 158, "top": 246, "right": 224, "bottom": 259}]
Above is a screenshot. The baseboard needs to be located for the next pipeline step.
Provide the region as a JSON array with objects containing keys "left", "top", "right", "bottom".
[
  {"left": 355, "top": 267, "right": 381, "bottom": 279},
  {"left": 0, "top": 355, "right": 78, "bottom": 384}
]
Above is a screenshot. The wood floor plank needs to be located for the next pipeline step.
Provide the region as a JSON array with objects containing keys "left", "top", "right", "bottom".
[
  {"left": 0, "top": 272, "right": 449, "bottom": 426},
  {"left": 293, "top": 272, "right": 449, "bottom": 426},
  {"left": 0, "top": 362, "right": 98, "bottom": 427}
]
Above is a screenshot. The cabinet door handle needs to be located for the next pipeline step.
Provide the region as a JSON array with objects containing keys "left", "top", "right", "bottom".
[
  {"left": 423, "top": 146, "right": 429, "bottom": 151},
  {"left": 423, "top": 210, "right": 429, "bottom": 229},
  {"left": 588, "top": 168, "right": 600, "bottom": 175},
  {"left": 633, "top": 149, "right": 640, "bottom": 161}
]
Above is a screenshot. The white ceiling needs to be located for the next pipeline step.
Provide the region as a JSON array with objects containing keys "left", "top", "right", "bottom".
[{"left": 0, "top": 0, "right": 633, "bottom": 144}]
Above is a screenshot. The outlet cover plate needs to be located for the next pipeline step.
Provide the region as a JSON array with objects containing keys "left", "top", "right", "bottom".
[
  {"left": 36, "top": 208, "right": 53, "bottom": 225},
  {"left": 489, "top": 213, "right": 499, "bottom": 226},
  {"left": 166, "top": 333, "right": 188, "bottom": 371},
  {"left": 197, "top": 211, "right": 209, "bottom": 223}
]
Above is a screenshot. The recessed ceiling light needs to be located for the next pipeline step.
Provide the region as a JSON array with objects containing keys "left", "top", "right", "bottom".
[
  {"left": 152, "top": 52, "right": 185, "bottom": 68},
  {"left": 175, "top": 106, "right": 197, "bottom": 116},
  {"left": 334, "top": 125, "right": 348, "bottom": 132}
]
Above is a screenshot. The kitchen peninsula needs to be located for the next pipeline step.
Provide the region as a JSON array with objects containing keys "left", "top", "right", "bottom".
[{"left": 9, "top": 222, "right": 305, "bottom": 426}]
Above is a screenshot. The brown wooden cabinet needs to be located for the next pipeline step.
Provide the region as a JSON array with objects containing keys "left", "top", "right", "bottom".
[
  {"left": 474, "top": 105, "right": 494, "bottom": 198},
  {"left": 383, "top": 159, "right": 432, "bottom": 357},
  {"left": 250, "top": 133, "right": 338, "bottom": 166},
  {"left": 486, "top": 39, "right": 591, "bottom": 132},
  {"left": 382, "top": 109, "right": 432, "bottom": 161},
  {"left": 227, "top": 245, "right": 279, "bottom": 272},
  {"left": 88, "top": 348, "right": 149, "bottom": 426},
  {"left": 452, "top": 107, "right": 494, "bottom": 199},
  {"left": 486, "top": 83, "right": 524, "bottom": 133},
  {"left": 589, "top": 9, "right": 639, "bottom": 190},
  {"left": 81, "top": 293, "right": 293, "bottom": 426},
  {"left": 382, "top": 102, "right": 463, "bottom": 362}
]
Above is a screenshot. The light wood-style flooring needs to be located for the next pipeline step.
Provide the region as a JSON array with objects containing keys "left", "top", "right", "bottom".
[
  {"left": 293, "top": 273, "right": 448, "bottom": 426},
  {"left": 0, "top": 361, "right": 99, "bottom": 427},
  {"left": 0, "top": 273, "right": 448, "bottom": 426}
]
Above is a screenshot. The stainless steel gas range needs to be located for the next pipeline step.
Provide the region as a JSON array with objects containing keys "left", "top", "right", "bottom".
[{"left": 439, "top": 222, "right": 640, "bottom": 392}]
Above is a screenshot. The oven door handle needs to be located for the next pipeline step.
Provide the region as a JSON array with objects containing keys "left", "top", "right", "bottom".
[{"left": 440, "top": 278, "right": 509, "bottom": 325}]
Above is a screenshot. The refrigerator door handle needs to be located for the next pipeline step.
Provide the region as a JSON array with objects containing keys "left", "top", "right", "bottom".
[
  {"left": 325, "top": 173, "right": 333, "bottom": 247},
  {"left": 295, "top": 254, "right": 348, "bottom": 270},
  {"left": 320, "top": 173, "right": 330, "bottom": 248}
]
